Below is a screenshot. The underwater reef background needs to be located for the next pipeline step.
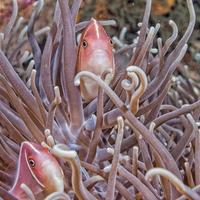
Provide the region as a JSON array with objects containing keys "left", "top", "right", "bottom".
[{"left": 0, "top": 0, "right": 200, "bottom": 199}]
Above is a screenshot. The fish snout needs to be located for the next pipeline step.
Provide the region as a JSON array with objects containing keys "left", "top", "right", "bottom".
[{"left": 87, "top": 49, "right": 114, "bottom": 76}]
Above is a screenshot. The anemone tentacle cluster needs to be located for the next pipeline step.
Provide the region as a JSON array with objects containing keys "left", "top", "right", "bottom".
[{"left": 0, "top": 0, "right": 199, "bottom": 199}]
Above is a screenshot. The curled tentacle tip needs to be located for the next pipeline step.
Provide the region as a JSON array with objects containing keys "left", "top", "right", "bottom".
[
  {"left": 50, "top": 144, "right": 78, "bottom": 159},
  {"left": 44, "top": 129, "right": 51, "bottom": 137},
  {"left": 68, "top": 143, "right": 81, "bottom": 151},
  {"left": 33, "top": 1, "right": 38, "bottom": 7},
  {"left": 47, "top": 136, "right": 55, "bottom": 147},
  {"left": 117, "top": 116, "right": 124, "bottom": 129},
  {"left": 26, "top": 61, "right": 35, "bottom": 77},
  {"left": 45, "top": 26, "right": 51, "bottom": 31},
  {"left": 54, "top": 86, "right": 61, "bottom": 103},
  {"left": 121, "top": 72, "right": 139, "bottom": 91},
  {"left": 44, "top": 129, "right": 55, "bottom": 147},
  {"left": 138, "top": 135, "right": 143, "bottom": 140},
  {"left": 145, "top": 168, "right": 182, "bottom": 184},
  {"left": 20, "top": 183, "right": 26, "bottom": 189},
  {"left": 121, "top": 79, "right": 131, "bottom": 88},
  {"left": 126, "top": 65, "right": 147, "bottom": 80},
  {"left": 20, "top": 183, "right": 35, "bottom": 200},
  {"left": 169, "top": 19, "right": 175, "bottom": 25},
  {"left": 0, "top": 33, "right": 4, "bottom": 40},
  {"left": 149, "top": 122, "right": 156, "bottom": 132},
  {"left": 84, "top": 114, "right": 97, "bottom": 131},
  {"left": 133, "top": 146, "right": 139, "bottom": 151},
  {"left": 104, "top": 69, "right": 114, "bottom": 84},
  {"left": 54, "top": 86, "right": 60, "bottom": 93},
  {"left": 103, "top": 68, "right": 113, "bottom": 74},
  {"left": 157, "top": 37, "right": 162, "bottom": 43},
  {"left": 126, "top": 65, "right": 138, "bottom": 72},
  {"left": 19, "top": 50, "right": 30, "bottom": 63},
  {"left": 150, "top": 48, "right": 158, "bottom": 54},
  {"left": 41, "top": 141, "right": 51, "bottom": 150},
  {"left": 155, "top": 24, "right": 161, "bottom": 33},
  {"left": 106, "top": 147, "right": 114, "bottom": 154},
  {"left": 103, "top": 165, "right": 112, "bottom": 173},
  {"left": 145, "top": 168, "right": 161, "bottom": 181},
  {"left": 184, "top": 44, "right": 188, "bottom": 50},
  {"left": 117, "top": 116, "right": 123, "bottom": 122},
  {"left": 31, "top": 69, "right": 36, "bottom": 79},
  {"left": 30, "top": 60, "right": 35, "bottom": 65},
  {"left": 18, "top": 16, "right": 24, "bottom": 21},
  {"left": 181, "top": 104, "right": 190, "bottom": 108},
  {"left": 127, "top": 66, "right": 145, "bottom": 75},
  {"left": 74, "top": 76, "right": 81, "bottom": 86},
  {"left": 122, "top": 155, "right": 130, "bottom": 161},
  {"left": 33, "top": 0, "right": 44, "bottom": 12}
]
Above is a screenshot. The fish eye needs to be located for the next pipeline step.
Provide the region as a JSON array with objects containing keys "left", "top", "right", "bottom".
[
  {"left": 28, "top": 158, "right": 35, "bottom": 168},
  {"left": 109, "top": 39, "right": 113, "bottom": 46},
  {"left": 82, "top": 40, "right": 88, "bottom": 48}
]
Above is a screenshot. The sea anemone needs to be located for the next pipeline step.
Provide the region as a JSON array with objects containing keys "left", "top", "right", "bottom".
[{"left": 0, "top": 0, "right": 199, "bottom": 199}]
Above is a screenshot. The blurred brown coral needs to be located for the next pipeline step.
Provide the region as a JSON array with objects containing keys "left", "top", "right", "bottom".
[
  {"left": 152, "top": 0, "right": 175, "bottom": 15},
  {"left": 94, "top": 0, "right": 108, "bottom": 20}
]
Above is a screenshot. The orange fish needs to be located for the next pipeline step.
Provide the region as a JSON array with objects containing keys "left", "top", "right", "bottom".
[
  {"left": 9, "top": 142, "right": 64, "bottom": 200},
  {"left": 77, "top": 18, "right": 115, "bottom": 101},
  {"left": 152, "top": 0, "right": 175, "bottom": 15}
]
